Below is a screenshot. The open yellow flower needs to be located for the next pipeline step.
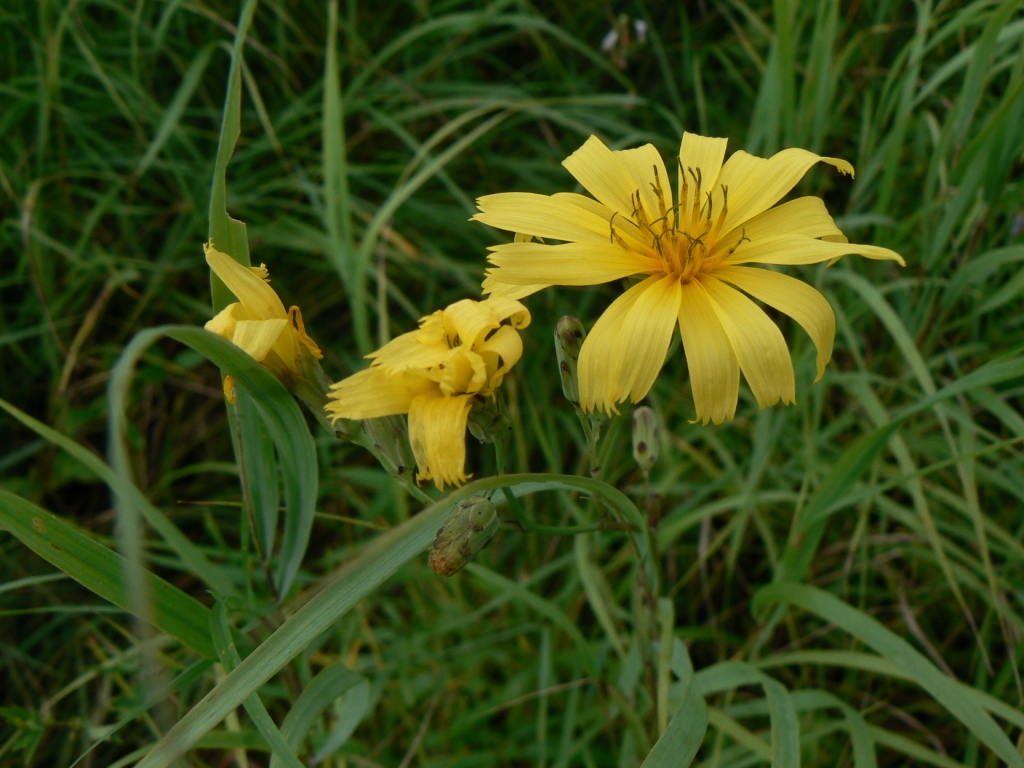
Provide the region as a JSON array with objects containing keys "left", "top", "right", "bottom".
[
  {"left": 204, "top": 243, "right": 322, "bottom": 398},
  {"left": 474, "top": 133, "right": 905, "bottom": 423},
  {"left": 325, "top": 297, "right": 530, "bottom": 489}
]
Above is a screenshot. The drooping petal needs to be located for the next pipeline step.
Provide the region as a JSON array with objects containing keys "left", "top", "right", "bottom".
[
  {"left": 715, "top": 265, "right": 835, "bottom": 381},
  {"left": 205, "top": 244, "right": 287, "bottom": 319},
  {"left": 700, "top": 274, "right": 796, "bottom": 409},
  {"left": 326, "top": 366, "right": 432, "bottom": 421},
  {"left": 615, "top": 144, "right": 672, "bottom": 224},
  {"left": 231, "top": 318, "right": 290, "bottom": 363},
  {"left": 578, "top": 274, "right": 680, "bottom": 413},
  {"left": 677, "top": 280, "right": 740, "bottom": 424},
  {"left": 474, "top": 192, "right": 613, "bottom": 243},
  {"left": 408, "top": 393, "right": 474, "bottom": 489},
  {"left": 562, "top": 135, "right": 647, "bottom": 219},
  {"left": 714, "top": 148, "right": 854, "bottom": 234},
  {"left": 486, "top": 242, "right": 659, "bottom": 286},
  {"left": 723, "top": 235, "right": 905, "bottom": 267}
]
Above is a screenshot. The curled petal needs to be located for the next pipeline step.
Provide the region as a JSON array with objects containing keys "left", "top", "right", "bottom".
[{"left": 479, "top": 324, "right": 524, "bottom": 392}]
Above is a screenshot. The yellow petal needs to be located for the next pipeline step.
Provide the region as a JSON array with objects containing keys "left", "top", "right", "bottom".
[
  {"left": 579, "top": 275, "right": 681, "bottom": 413},
  {"left": 478, "top": 296, "right": 531, "bottom": 330},
  {"left": 205, "top": 302, "right": 248, "bottom": 340},
  {"left": 485, "top": 242, "right": 660, "bottom": 286},
  {"left": 562, "top": 135, "right": 646, "bottom": 219},
  {"left": 478, "top": 324, "right": 523, "bottom": 392},
  {"left": 442, "top": 299, "right": 501, "bottom": 351},
  {"left": 408, "top": 393, "right": 474, "bottom": 489},
  {"left": 714, "top": 148, "right": 854, "bottom": 234},
  {"left": 473, "top": 192, "right": 613, "bottom": 243},
  {"left": 481, "top": 274, "right": 548, "bottom": 300},
  {"left": 615, "top": 144, "right": 672, "bottom": 224},
  {"left": 677, "top": 132, "right": 728, "bottom": 204},
  {"left": 326, "top": 366, "right": 431, "bottom": 420},
  {"left": 718, "top": 197, "right": 844, "bottom": 248},
  {"left": 677, "top": 281, "right": 740, "bottom": 425},
  {"left": 724, "top": 235, "right": 905, "bottom": 267},
  {"left": 232, "top": 318, "right": 290, "bottom": 363},
  {"left": 205, "top": 244, "right": 287, "bottom": 319},
  {"left": 700, "top": 274, "right": 795, "bottom": 409},
  {"left": 715, "top": 265, "right": 835, "bottom": 381},
  {"left": 552, "top": 192, "right": 646, "bottom": 244}
]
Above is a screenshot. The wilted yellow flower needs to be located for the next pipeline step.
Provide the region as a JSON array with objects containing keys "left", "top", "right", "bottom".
[
  {"left": 474, "top": 133, "right": 905, "bottom": 424},
  {"left": 204, "top": 243, "right": 322, "bottom": 400},
  {"left": 325, "top": 297, "right": 530, "bottom": 489}
]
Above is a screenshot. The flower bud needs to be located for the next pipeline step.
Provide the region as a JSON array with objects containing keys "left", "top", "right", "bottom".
[
  {"left": 467, "top": 391, "right": 510, "bottom": 445},
  {"left": 429, "top": 496, "right": 500, "bottom": 576},
  {"left": 363, "top": 415, "right": 416, "bottom": 482},
  {"left": 554, "top": 316, "right": 586, "bottom": 405},
  {"left": 632, "top": 406, "right": 659, "bottom": 472}
]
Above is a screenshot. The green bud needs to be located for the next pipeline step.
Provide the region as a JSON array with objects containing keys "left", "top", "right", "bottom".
[
  {"left": 429, "top": 496, "right": 500, "bottom": 576},
  {"left": 554, "top": 316, "right": 586, "bottom": 405},
  {"left": 632, "top": 406, "right": 659, "bottom": 472},
  {"left": 363, "top": 414, "right": 416, "bottom": 482},
  {"left": 467, "top": 391, "right": 510, "bottom": 445}
]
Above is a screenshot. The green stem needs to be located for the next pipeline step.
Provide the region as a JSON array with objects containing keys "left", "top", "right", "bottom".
[{"left": 494, "top": 441, "right": 618, "bottom": 537}]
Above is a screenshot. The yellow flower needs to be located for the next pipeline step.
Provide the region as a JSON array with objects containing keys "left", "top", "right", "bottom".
[
  {"left": 473, "top": 133, "right": 905, "bottom": 424},
  {"left": 204, "top": 243, "right": 322, "bottom": 399},
  {"left": 325, "top": 297, "right": 530, "bottom": 489}
]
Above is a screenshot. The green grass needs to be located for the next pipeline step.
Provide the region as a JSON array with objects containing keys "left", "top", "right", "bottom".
[{"left": 2, "top": 0, "right": 1024, "bottom": 766}]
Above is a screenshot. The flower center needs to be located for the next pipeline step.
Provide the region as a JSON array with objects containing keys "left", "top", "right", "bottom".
[{"left": 611, "top": 164, "right": 750, "bottom": 282}]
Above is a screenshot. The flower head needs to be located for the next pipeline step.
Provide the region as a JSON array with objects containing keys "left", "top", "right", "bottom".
[
  {"left": 204, "top": 243, "right": 322, "bottom": 398},
  {"left": 325, "top": 297, "right": 530, "bottom": 489},
  {"left": 473, "top": 133, "right": 905, "bottom": 423}
]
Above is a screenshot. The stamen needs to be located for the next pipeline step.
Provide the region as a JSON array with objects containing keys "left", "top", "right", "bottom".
[
  {"left": 688, "top": 167, "right": 702, "bottom": 228},
  {"left": 609, "top": 211, "right": 619, "bottom": 244},
  {"left": 650, "top": 164, "right": 667, "bottom": 221},
  {"left": 727, "top": 227, "right": 751, "bottom": 256},
  {"left": 677, "top": 158, "right": 689, "bottom": 230},
  {"left": 711, "top": 185, "right": 729, "bottom": 241}
]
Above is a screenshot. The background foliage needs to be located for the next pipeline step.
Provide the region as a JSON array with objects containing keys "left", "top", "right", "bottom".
[{"left": 2, "top": 0, "right": 1024, "bottom": 766}]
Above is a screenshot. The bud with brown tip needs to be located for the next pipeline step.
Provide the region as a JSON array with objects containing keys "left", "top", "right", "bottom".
[
  {"left": 429, "top": 496, "right": 501, "bottom": 576},
  {"left": 632, "top": 406, "right": 660, "bottom": 473},
  {"left": 554, "top": 316, "right": 586, "bottom": 405}
]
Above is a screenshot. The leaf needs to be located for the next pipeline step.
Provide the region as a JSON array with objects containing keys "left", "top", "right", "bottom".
[
  {"left": 754, "top": 583, "right": 1024, "bottom": 768},
  {"left": 0, "top": 489, "right": 215, "bottom": 659},
  {"left": 0, "top": 397, "right": 235, "bottom": 596},
  {"left": 108, "top": 326, "right": 319, "bottom": 598},
  {"left": 641, "top": 639, "right": 707, "bottom": 768},
  {"left": 133, "top": 472, "right": 648, "bottom": 768},
  {"left": 271, "top": 662, "right": 365, "bottom": 768}
]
